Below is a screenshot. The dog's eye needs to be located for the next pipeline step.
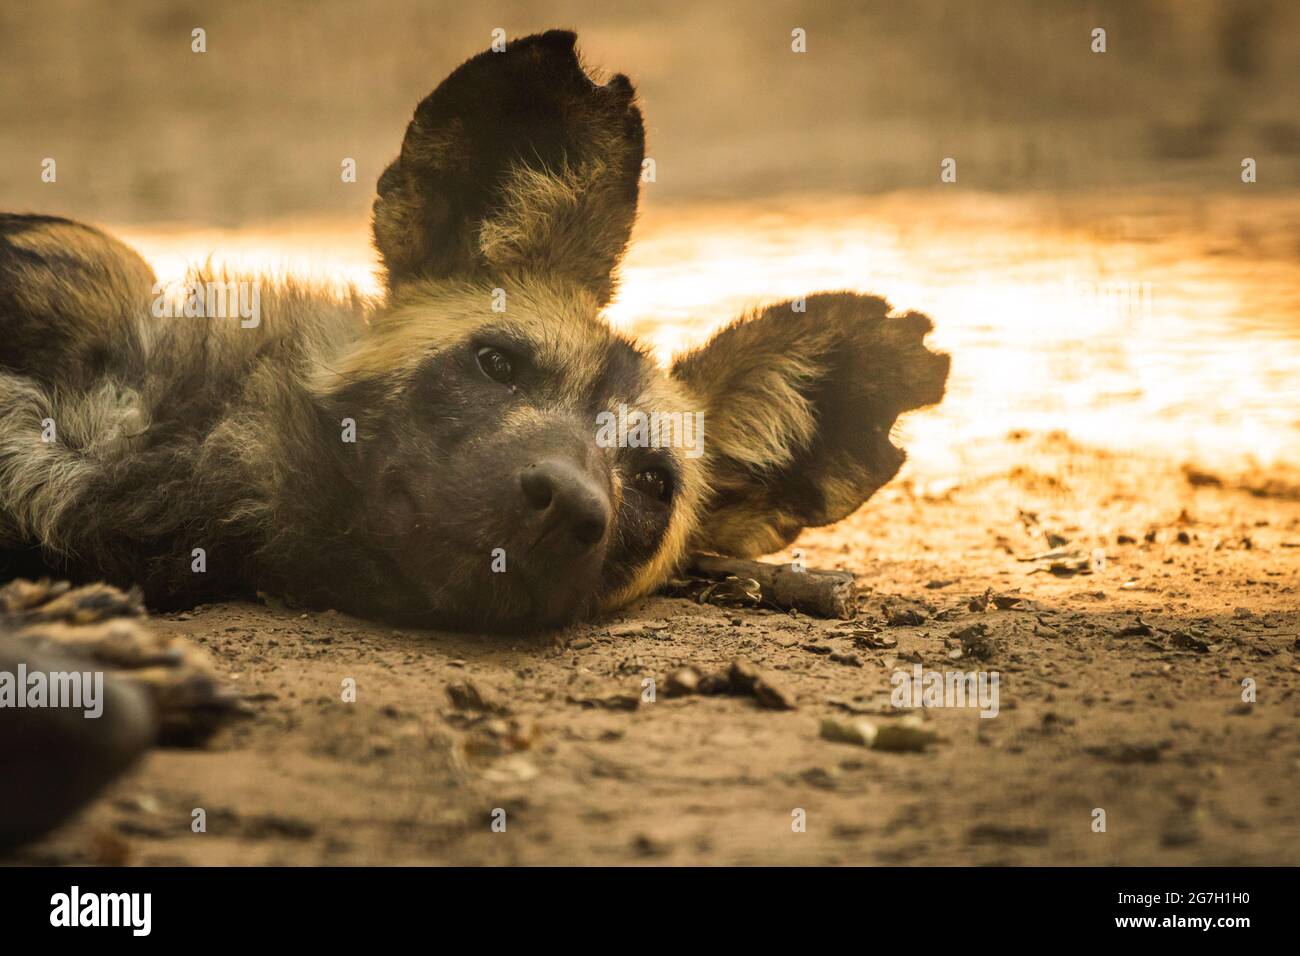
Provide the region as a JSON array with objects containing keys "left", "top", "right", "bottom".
[
  {"left": 476, "top": 346, "right": 514, "bottom": 384},
  {"left": 630, "top": 468, "right": 673, "bottom": 503}
]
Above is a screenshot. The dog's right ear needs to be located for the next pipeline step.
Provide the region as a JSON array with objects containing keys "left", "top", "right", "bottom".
[{"left": 372, "top": 30, "right": 644, "bottom": 307}]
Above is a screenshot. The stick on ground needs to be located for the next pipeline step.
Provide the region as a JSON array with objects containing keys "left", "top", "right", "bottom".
[{"left": 688, "top": 555, "right": 857, "bottom": 619}]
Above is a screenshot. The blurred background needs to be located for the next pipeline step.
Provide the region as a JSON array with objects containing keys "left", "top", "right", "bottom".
[
  {"left": 2, "top": 0, "right": 1298, "bottom": 479},
  {"left": 3, "top": 0, "right": 1298, "bottom": 219}
]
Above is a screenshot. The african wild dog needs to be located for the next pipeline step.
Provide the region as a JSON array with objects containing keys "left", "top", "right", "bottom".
[
  {"left": 0, "top": 29, "right": 948, "bottom": 848},
  {"left": 0, "top": 30, "right": 949, "bottom": 635}
]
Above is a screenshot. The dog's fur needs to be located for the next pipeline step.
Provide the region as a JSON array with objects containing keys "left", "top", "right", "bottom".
[{"left": 0, "top": 30, "right": 949, "bottom": 632}]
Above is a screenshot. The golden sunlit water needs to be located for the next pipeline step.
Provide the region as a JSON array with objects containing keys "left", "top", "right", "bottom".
[{"left": 119, "top": 192, "right": 1300, "bottom": 482}]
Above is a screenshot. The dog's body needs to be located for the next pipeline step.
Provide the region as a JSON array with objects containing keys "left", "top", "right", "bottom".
[
  {"left": 0, "top": 31, "right": 948, "bottom": 633},
  {"left": 0, "top": 215, "right": 368, "bottom": 608}
]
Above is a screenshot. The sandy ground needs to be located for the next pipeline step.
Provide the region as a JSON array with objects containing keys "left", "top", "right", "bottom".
[{"left": 9, "top": 436, "right": 1299, "bottom": 866}]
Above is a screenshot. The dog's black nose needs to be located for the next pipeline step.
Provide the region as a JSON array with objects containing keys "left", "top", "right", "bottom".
[{"left": 519, "top": 460, "right": 609, "bottom": 547}]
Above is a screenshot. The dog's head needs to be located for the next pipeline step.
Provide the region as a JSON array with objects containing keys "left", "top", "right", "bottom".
[{"left": 315, "top": 32, "right": 948, "bottom": 630}]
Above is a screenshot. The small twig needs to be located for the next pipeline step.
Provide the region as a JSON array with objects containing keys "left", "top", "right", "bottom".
[{"left": 688, "top": 556, "right": 857, "bottom": 620}]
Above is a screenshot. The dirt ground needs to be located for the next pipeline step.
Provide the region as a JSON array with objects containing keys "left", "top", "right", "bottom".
[{"left": 10, "top": 435, "right": 1299, "bottom": 866}]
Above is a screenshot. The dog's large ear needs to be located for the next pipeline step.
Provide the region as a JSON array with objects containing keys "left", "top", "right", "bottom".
[
  {"left": 372, "top": 30, "right": 644, "bottom": 306},
  {"left": 671, "top": 293, "right": 950, "bottom": 558}
]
